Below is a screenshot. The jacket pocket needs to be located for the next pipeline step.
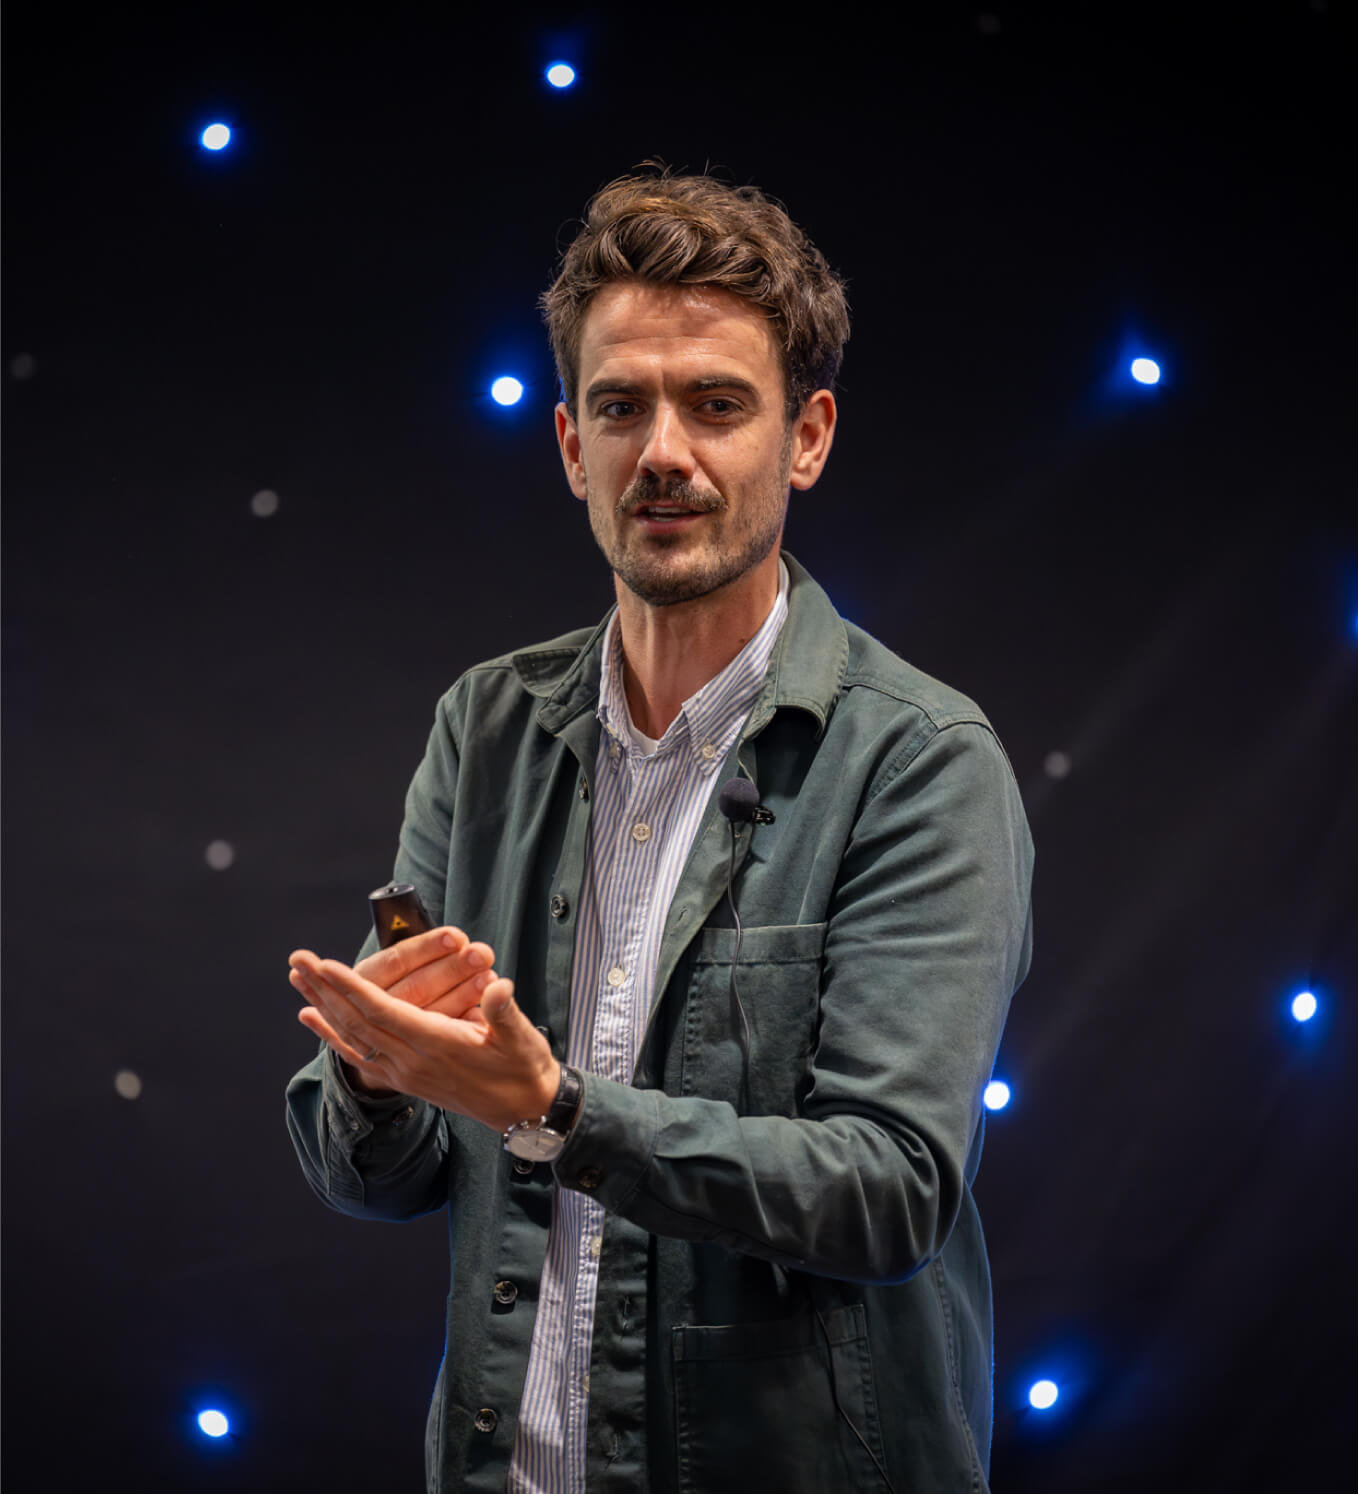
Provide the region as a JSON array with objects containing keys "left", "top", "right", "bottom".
[
  {"left": 672, "top": 1303, "right": 886, "bottom": 1493},
  {"left": 680, "top": 922, "right": 825, "bottom": 1116}
]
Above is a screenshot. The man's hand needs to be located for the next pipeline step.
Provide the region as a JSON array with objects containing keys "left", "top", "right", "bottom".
[{"left": 289, "top": 933, "right": 560, "bottom": 1134}]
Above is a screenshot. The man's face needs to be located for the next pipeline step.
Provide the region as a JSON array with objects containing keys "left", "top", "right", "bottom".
[{"left": 556, "top": 282, "right": 832, "bottom": 609}]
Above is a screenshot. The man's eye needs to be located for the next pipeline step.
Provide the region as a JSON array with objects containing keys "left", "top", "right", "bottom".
[
  {"left": 699, "top": 398, "right": 739, "bottom": 416},
  {"left": 598, "top": 400, "right": 638, "bottom": 419}
]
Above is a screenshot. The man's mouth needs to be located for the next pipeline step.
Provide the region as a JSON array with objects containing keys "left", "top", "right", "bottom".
[{"left": 633, "top": 503, "right": 703, "bottom": 522}]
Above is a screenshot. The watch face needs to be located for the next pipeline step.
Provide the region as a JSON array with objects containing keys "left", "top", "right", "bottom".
[{"left": 505, "top": 1125, "right": 566, "bottom": 1161}]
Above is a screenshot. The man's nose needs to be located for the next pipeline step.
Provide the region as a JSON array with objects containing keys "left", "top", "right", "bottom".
[{"left": 637, "top": 405, "right": 694, "bottom": 480}]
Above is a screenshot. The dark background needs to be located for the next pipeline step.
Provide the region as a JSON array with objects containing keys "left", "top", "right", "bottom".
[{"left": 4, "top": 4, "right": 1355, "bottom": 1490}]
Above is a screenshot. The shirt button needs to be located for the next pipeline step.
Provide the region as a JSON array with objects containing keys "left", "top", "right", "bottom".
[
  {"left": 607, "top": 966, "right": 626, "bottom": 987},
  {"left": 473, "top": 1407, "right": 498, "bottom": 1434},
  {"left": 700, "top": 742, "right": 717, "bottom": 760},
  {"left": 549, "top": 893, "right": 569, "bottom": 919},
  {"left": 493, "top": 1280, "right": 518, "bottom": 1307},
  {"left": 589, "top": 1234, "right": 602, "bottom": 1258},
  {"left": 578, "top": 777, "right": 589, "bottom": 801},
  {"left": 609, "top": 740, "right": 620, "bottom": 759},
  {"left": 582, "top": 1373, "right": 591, "bottom": 1393},
  {"left": 631, "top": 822, "right": 651, "bottom": 843},
  {"left": 577, "top": 1166, "right": 603, "bottom": 1191}
]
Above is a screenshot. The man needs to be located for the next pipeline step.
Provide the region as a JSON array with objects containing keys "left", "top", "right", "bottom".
[{"left": 286, "top": 169, "right": 1033, "bottom": 1494}]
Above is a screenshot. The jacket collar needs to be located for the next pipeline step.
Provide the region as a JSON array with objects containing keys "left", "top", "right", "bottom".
[{"left": 519, "top": 552, "right": 847, "bottom": 741}]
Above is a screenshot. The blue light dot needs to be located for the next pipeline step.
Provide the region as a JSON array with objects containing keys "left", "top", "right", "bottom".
[
  {"left": 200, "top": 124, "right": 231, "bottom": 152},
  {"left": 490, "top": 376, "right": 525, "bottom": 407},
  {"left": 197, "top": 1409, "right": 230, "bottom": 1438},
  {"left": 545, "top": 62, "right": 576, "bottom": 89},
  {"left": 1130, "top": 357, "right": 1161, "bottom": 385},
  {"left": 1292, "top": 991, "right": 1318, "bottom": 1022},
  {"left": 1028, "top": 1379, "right": 1059, "bottom": 1410},
  {"left": 983, "top": 1080, "right": 1011, "bottom": 1111}
]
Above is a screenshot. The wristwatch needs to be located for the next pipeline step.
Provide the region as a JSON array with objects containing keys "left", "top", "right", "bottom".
[{"left": 502, "top": 1065, "right": 583, "bottom": 1161}]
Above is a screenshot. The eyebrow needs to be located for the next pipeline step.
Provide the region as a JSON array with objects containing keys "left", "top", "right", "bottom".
[{"left": 582, "top": 374, "right": 764, "bottom": 407}]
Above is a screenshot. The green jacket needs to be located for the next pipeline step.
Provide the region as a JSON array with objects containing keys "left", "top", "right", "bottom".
[{"left": 286, "top": 555, "right": 1034, "bottom": 1493}]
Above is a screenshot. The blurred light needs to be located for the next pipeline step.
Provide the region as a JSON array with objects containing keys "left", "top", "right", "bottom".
[
  {"left": 1028, "top": 1379, "right": 1059, "bottom": 1410},
  {"left": 250, "top": 488, "right": 279, "bottom": 518},
  {"left": 1043, "top": 750, "right": 1072, "bottom": 780},
  {"left": 1130, "top": 357, "right": 1161, "bottom": 385},
  {"left": 114, "top": 1069, "right": 143, "bottom": 1101},
  {"left": 200, "top": 124, "right": 231, "bottom": 151},
  {"left": 197, "top": 1410, "right": 230, "bottom": 1438},
  {"left": 984, "top": 1080, "right": 1011, "bottom": 1111},
  {"left": 10, "top": 353, "right": 36, "bottom": 381},
  {"left": 491, "top": 376, "right": 525, "bottom": 406},
  {"left": 545, "top": 62, "right": 576, "bottom": 88},
  {"left": 204, "top": 839, "right": 235, "bottom": 871},
  {"left": 1291, "top": 990, "right": 1318, "bottom": 1022}
]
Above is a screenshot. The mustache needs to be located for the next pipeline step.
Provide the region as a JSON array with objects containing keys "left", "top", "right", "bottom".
[{"left": 615, "top": 475, "right": 726, "bottom": 517}]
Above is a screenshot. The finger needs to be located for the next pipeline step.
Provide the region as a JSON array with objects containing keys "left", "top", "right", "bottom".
[
  {"left": 291, "top": 960, "right": 407, "bottom": 1062},
  {"left": 297, "top": 1005, "right": 375, "bottom": 1071},
  {"left": 385, "top": 942, "right": 499, "bottom": 1015},
  {"left": 478, "top": 977, "right": 520, "bottom": 1026},
  {"left": 353, "top": 927, "right": 474, "bottom": 990}
]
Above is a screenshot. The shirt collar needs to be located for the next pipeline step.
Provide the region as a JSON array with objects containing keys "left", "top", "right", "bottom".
[{"left": 596, "top": 559, "right": 790, "bottom": 770}]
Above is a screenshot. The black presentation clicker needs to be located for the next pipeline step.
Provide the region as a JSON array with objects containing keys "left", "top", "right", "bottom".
[{"left": 369, "top": 882, "right": 434, "bottom": 950}]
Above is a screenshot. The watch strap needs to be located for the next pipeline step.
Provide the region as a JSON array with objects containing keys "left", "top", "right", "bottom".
[{"left": 543, "top": 1064, "right": 583, "bottom": 1135}]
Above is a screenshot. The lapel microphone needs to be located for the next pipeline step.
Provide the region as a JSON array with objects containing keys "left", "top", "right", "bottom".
[
  {"left": 718, "top": 778, "right": 776, "bottom": 825},
  {"left": 716, "top": 777, "right": 775, "bottom": 1111}
]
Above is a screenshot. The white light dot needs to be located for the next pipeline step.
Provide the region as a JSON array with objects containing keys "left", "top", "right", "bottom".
[
  {"left": 197, "top": 1409, "right": 230, "bottom": 1438},
  {"left": 1291, "top": 990, "right": 1318, "bottom": 1022},
  {"left": 1131, "top": 357, "right": 1161, "bottom": 385},
  {"left": 250, "top": 488, "right": 279, "bottom": 517},
  {"left": 201, "top": 123, "right": 231, "bottom": 151},
  {"left": 984, "top": 1080, "right": 1011, "bottom": 1111},
  {"left": 491, "top": 376, "right": 524, "bottom": 406},
  {"left": 1043, "top": 750, "right": 1072, "bottom": 780},
  {"left": 205, "top": 839, "right": 235, "bottom": 871},
  {"left": 545, "top": 62, "right": 576, "bottom": 88},
  {"left": 114, "top": 1069, "right": 143, "bottom": 1101},
  {"left": 10, "top": 353, "right": 36, "bottom": 381},
  {"left": 1029, "top": 1379, "right": 1059, "bottom": 1410}
]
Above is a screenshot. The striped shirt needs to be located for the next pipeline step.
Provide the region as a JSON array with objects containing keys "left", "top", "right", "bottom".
[{"left": 507, "top": 561, "right": 790, "bottom": 1493}]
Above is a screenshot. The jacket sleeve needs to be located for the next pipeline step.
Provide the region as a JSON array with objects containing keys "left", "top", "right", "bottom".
[
  {"left": 550, "top": 720, "right": 1034, "bottom": 1284},
  {"left": 285, "top": 1046, "right": 450, "bottom": 1220},
  {"left": 283, "top": 704, "right": 462, "bottom": 1222}
]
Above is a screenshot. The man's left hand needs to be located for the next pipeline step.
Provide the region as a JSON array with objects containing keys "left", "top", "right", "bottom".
[{"left": 290, "top": 950, "right": 560, "bottom": 1133}]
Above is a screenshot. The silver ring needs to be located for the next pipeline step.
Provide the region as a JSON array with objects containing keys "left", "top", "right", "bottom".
[{"left": 362, "top": 1045, "right": 380, "bottom": 1063}]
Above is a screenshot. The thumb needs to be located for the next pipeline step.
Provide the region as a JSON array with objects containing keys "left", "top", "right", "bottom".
[{"left": 480, "top": 976, "right": 520, "bottom": 1026}]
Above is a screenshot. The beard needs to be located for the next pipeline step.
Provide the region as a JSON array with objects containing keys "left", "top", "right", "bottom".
[{"left": 586, "top": 451, "right": 791, "bottom": 608}]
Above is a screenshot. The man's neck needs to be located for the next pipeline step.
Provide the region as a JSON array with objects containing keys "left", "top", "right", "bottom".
[{"left": 614, "top": 554, "right": 782, "bottom": 740}]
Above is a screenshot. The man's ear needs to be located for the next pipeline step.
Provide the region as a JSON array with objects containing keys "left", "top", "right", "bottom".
[
  {"left": 788, "top": 389, "right": 837, "bottom": 492},
  {"left": 555, "top": 403, "right": 588, "bottom": 501}
]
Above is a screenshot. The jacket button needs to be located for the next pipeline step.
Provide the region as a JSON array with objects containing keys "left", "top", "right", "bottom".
[
  {"left": 473, "top": 1407, "right": 498, "bottom": 1434},
  {"left": 512, "top": 1156, "right": 535, "bottom": 1176},
  {"left": 493, "top": 1279, "right": 518, "bottom": 1307},
  {"left": 576, "top": 1165, "right": 603, "bottom": 1191},
  {"left": 550, "top": 893, "right": 569, "bottom": 919}
]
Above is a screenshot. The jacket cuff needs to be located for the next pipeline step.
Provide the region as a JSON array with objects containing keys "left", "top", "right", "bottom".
[{"left": 552, "top": 1072, "right": 660, "bottom": 1208}]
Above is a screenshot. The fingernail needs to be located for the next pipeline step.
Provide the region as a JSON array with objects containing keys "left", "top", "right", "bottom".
[
  {"left": 475, "top": 970, "right": 494, "bottom": 989},
  {"left": 466, "top": 949, "right": 490, "bottom": 969}
]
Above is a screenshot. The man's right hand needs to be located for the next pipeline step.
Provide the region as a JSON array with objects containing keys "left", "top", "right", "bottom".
[{"left": 292, "top": 926, "right": 500, "bottom": 1094}]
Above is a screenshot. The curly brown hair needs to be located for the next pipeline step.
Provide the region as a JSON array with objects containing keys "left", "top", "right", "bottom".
[{"left": 541, "top": 167, "right": 850, "bottom": 423}]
